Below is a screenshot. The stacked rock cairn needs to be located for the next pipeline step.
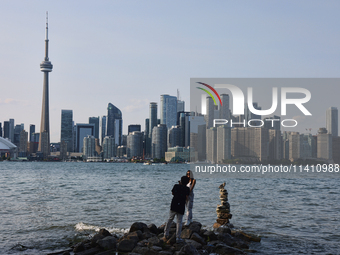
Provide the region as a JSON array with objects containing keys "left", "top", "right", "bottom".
[{"left": 215, "top": 182, "right": 232, "bottom": 227}]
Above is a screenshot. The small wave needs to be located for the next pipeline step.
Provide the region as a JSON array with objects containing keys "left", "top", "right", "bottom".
[{"left": 75, "top": 222, "right": 129, "bottom": 235}]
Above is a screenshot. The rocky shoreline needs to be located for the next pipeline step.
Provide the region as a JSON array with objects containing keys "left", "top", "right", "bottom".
[
  {"left": 48, "top": 183, "right": 261, "bottom": 255},
  {"left": 48, "top": 221, "right": 261, "bottom": 255}
]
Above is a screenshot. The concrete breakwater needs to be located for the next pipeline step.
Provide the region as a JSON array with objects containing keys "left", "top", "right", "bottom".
[{"left": 48, "top": 221, "right": 261, "bottom": 255}]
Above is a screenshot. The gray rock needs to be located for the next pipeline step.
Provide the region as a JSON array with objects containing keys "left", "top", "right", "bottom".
[
  {"left": 181, "top": 228, "right": 193, "bottom": 239},
  {"left": 188, "top": 222, "right": 202, "bottom": 234},
  {"left": 73, "top": 242, "right": 85, "bottom": 253},
  {"left": 132, "top": 246, "right": 158, "bottom": 255},
  {"left": 147, "top": 236, "right": 163, "bottom": 247},
  {"left": 127, "top": 231, "right": 142, "bottom": 243},
  {"left": 184, "top": 239, "right": 202, "bottom": 250},
  {"left": 96, "top": 236, "right": 117, "bottom": 250},
  {"left": 98, "top": 229, "right": 112, "bottom": 237},
  {"left": 178, "top": 244, "right": 199, "bottom": 255},
  {"left": 117, "top": 239, "right": 136, "bottom": 252},
  {"left": 142, "top": 231, "right": 155, "bottom": 240},
  {"left": 151, "top": 246, "right": 162, "bottom": 251},
  {"left": 215, "top": 226, "right": 231, "bottom": 235},
  {"left": 190, "top": 232, "right": 206, "bottom": 245},
  {"left": 203, "top": 230, "right": 218, "bottom": 241},
  {"left": 90, "top": 234, "right": 105, "bottom": 247},
  {"left": 148, "top": 224, "right": 158, "bottom": 235},
  {"left": 130, "top": 222, "right": 148, "bottom": 233},
  {"left": 217, "top": 233, "right": 235, "bottom": 247},
  {"left": 158, "top": 251, "right": 173, "bottom": 255}
]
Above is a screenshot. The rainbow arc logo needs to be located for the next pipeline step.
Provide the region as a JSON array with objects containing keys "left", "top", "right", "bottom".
[{"left": 196, "top": 82, "right": 222, "bottom": 106}]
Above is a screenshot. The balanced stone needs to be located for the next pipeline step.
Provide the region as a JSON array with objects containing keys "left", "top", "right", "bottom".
[{"left": 215, "top": 182, "right": 232, "bottom": 227}]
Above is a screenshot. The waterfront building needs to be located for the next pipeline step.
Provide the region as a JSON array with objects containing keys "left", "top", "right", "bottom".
[
  {"left": 168, "top": 126, "right": 182, "bottom": 148},
  {"left": 177, "top": 100, "right": 185, "bottom": 113},
  {"left": 206, "top": 127, "right": 217, "bottom": 163},
  {"left": 101, "top": 116, "right": 107, "bottom": 144},
  {"left": 160, "top": 94, "right": 177, "bottom": 129},
  {"left": 0, "top": 137, "right": 17, "bottom": 159},
  {"left": 89, "top": 117, "right": 100, "bottom": 140},
  {"left": 3, "top": 121, "right": 9, "bottom": 139},
  {"left": 288, "top": 132, "right": 302, "bottom": 161},
  {"left": 127, "top": 131, "right": 143, "bottom": 158},
  {"left": 264, "top": 116, "right": 281, "bottom": 130},
  {"left": 83, "top": 135, "right": 96, "bottom": 160},
  {"left": 219, "top": 94, "right": 230, "bottom": 121},
  {"left": 106, "top": 103, "right": 122, "bottom": 146},
  {"left": 103, "top": 136, "right": 116, "bottom": 160},
  {"left": 9, "top": 119, "right": 14, "bottom": 143},
  {"left": 165, "top": 146, "right": 192, "bottom": 162},
  {"left": 19, "top": 130, "right": 28, "bottom": 157},
  {"left": 217, "top": 125, "right": 231, "bottom": 163},
  {"left": 29, "top": 125, "right": 35, "bottom": 142},
  {"left": 317, "top": 128, "right": 332, "bottom": 161},
  {"left": 128, "top": 124, "right": 141, "bottom": 134},
  {"left": 332, "top": 137, "right": 340, "bottom": 164},
  {"left": 0, "top": 123, "right": 2, "bottom": 137},
  {"left": 149, "top": 102, "right": 158, "bottom": 137},
  {"left": 205, "top": 97, "right": 214, "bottom": 129},
  {"left": 326, "top": 107, "right": 338, "bottom": 137},
  {"left": 151, "top": 124, "right": 167, "bottom": 159},
  {"left": 75, "top": 123, "right": 95, "bottom": 153},
  {"left": 14, "top": 124, "right": 24, "bottom": 146},
  {"left": 38, "top": 13, "right": 53, "bottom": 158},
  {"left": 268, "top": 129, "right": 282, "bottom": 161},
  {"left": 231, "top": 127, "right": 269, "bottom": 162},
  {"left": 61, "top": 110, "right": 73, "bottom": 152}
]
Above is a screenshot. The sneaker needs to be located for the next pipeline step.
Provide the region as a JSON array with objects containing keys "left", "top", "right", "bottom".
[{"left": 176, "top": 238, "right": 184, "bottom": 244}]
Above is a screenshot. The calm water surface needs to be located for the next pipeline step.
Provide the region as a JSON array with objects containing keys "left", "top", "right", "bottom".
[{"left": 0, "top": 162, "right": 339, "bottom": 254}]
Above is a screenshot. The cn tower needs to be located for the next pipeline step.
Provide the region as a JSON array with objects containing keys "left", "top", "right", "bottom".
[{"left": 38, "top": 12, "right": 53, "bottom": 156}]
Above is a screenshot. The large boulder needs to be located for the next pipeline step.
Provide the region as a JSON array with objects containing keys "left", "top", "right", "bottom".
[
  {"left": 215, "top": 226, "right": 231, "bottom": 235},
  {"left": 117, "top": 239, "right": 136, "bottom": 252},
  {"left": 178, "top": 244, "right": 199, "bottom": 255},
  {"left": 187, "top": 222, "right": 202, "bottom": 234},
  {"left": 96, "top": 236, "right": 117, "bottom": 250},
  {"left": 190, "top": 232, "right": 206, "bottom": 245},
  {"left": 148, "top": 224, "right": 159, "bottom": 235},
  {"left": 217, "top": 233, "right": 235, "bottom": 247},
  {"left": 98, "top": 228, "right": 112, "bottom": 237},
  {"left": 181, "top": 228, "right": 193, "bottom": 239},
  {"left": 147, "top": 236, "right": 163, "bottom": 247},
  {"left": 130, "top": 222, "right": 148, "bottom": 233}
]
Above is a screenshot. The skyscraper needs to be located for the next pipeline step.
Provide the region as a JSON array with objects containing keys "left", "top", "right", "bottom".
[
  {"left": 101, "top": 116, "right": 107, "bottom": 144},
  {"left": 29, "top": 125, "right": 35, "bottom": 142},
  {"left": 128, "top": 124, "right": 141, "bottom": 134},
  {"left": 326, "top": 107, "right": 338, "bottom": 137},
  {"left": 38, "top": 12, "right": 53, "bottom": 157},
  {"left": 151, "top": 124, "right": 167, "bottom": 159},
  {"left": 89, "top": 117, "right": 100, "bottom": 139},
  {"left": 106, "top": 103, "right": 122, "bottom": 146},
  {"left": 160, "top": 94, "right": 177, "bottom": 129},
  {"left": 61, "top": 110, "right": 73, "bottom": 152},
  {"left": 149, "top": 102, "right": 158, "bottom": 137}
]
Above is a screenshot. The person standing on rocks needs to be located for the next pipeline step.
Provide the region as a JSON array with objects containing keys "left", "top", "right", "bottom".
[
  {"left": 185, "top": 170, "right": 196, "bottom": 226},
  {"left": 163, "top": 175, "right": 190, "bottom": 244}
]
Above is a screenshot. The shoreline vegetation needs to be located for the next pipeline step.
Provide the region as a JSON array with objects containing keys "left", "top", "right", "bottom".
[{"left": 48, "top": 221, "right": 261, "bottom": 255}]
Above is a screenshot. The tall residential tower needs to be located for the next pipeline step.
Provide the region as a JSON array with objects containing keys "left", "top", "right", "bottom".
[{"left": 38, "top": 12, "right": 53, "bottom": 157}]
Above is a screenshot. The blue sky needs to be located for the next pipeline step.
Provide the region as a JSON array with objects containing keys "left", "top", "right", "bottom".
[{"left": 1, "top": 1, "right": 339, "bottom": 142}]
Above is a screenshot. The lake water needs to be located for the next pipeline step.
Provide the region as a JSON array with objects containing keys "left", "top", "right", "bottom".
[{"left": 1, "top": 162, "right": 339, "bottom": 254}]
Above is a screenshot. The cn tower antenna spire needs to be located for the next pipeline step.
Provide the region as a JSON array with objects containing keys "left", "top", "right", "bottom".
[{"left": 46, "top": 11, "right": 48, "bottom": 40}]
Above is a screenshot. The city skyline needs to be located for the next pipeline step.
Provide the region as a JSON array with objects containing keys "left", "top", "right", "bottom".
[{"left": 1, "top": 1, "right": 340, "bottom": 143}]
